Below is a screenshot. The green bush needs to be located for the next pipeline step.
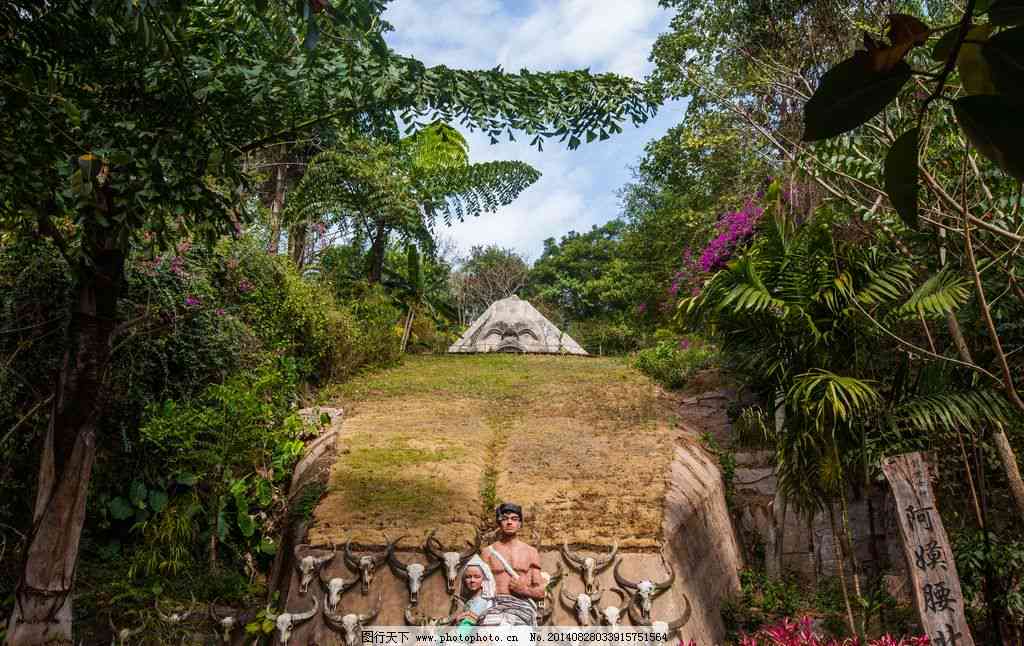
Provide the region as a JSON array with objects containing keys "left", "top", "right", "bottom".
[
  {"left": 633, "top": 338, "right": 717, "bottom": 389},
  {"left": 565, "top": 319, "right": 649, "bottom": 355}
]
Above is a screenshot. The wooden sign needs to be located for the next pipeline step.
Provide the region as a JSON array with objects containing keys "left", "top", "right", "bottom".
[{"left": 881, "top": 452, "right": 973, "bottom": 646}]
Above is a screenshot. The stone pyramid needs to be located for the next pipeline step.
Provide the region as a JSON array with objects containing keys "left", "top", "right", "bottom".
[{"left": 448, "top": 295, "right": 588, "bottom": 355}]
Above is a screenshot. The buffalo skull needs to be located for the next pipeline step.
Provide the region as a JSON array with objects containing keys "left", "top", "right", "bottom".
[
  {"left": 593, "top": 588, "right": 630, "bottom": 628},
  {"left": 108, "top": 616, "right": 142, "bottom": 645},
  {"left": 404, "top": 597, "right": 464, "bottom": 627},
  {"left": 613, "top": 559, "right": 675, "bottom": 621},
  {"left": 294, "top": 543, "right": 335, "bottom": 594},
  {"left": 561, "top": 541, "right": 618, "bottom": 595},
  {"left": 266, "top": 597, "right": 318, "bottom": 646},
  {"left": 628, "top": 594, "right": 691, "bottom": 637},
  {"left": 155, "top": 594, "right": 195, "bottom": 624},
  {"left": 559, "top": 586, "right": 602, "bottom": 626},
  {"left": 319, "top": 565, "right": 360, "bottom": 613},
  {"left": 324, "top": 593, "right": 382, "bottom": 646},
  {"left": 424, "top": 529, "right": 480, "bottom": 594},
  {"left": 535, "top": 563, "right": 564, "bottom": 625},
  {"left": 344, "top": 537, "right": 393, "bottom": 594},
  {"left": 387, "top": 534, "right": 441, "bottom": 606}
]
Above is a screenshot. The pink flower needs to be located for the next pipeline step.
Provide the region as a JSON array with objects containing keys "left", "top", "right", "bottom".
[
  {"left": 215, "top": 308, "right": 226, "bottom": 317},
  {"left": 176, "top": 240, "right": 192, "bottom": 255},
  {"left": 184, "top": 295, "right": 202, "bottom": 307},
  {"left": 238, "top": 279, "right": 253, "bottom": 293},
  {"left": 170, "top": 256, "right": 185, "bottom": 276}
]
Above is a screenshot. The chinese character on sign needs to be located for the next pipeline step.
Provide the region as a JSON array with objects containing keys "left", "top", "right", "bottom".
[
  {"left": 923, "top": 582, "right": 956, "bottom": 612},
  {"left": 932, "top": 623, "right": 963, "bottom": 646},
  {"left": 905, "top": 505, "right": 934, "bottom": 531},
  {"left": 914, "top": 541, "right": 948, "bottom": 571}
]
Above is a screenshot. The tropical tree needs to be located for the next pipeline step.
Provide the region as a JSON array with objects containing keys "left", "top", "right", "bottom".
[
  {"left": 284, "top": 123, "right": 541, "bottom": 279},
  {"left": 0, "top": 0, "right": 654, "bottom": 639}
]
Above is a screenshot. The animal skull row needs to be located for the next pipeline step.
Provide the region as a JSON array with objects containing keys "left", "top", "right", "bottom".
[{"left": 557, "top": 543, "right": 687, "bottom": 632}]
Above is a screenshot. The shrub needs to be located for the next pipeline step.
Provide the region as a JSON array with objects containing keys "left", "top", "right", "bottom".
[
  {"left": 739, "top": 616, "right": 927, "bottom": 646},
  {"left": 633, "top": 338, "right": 717, "bottom": 389}
]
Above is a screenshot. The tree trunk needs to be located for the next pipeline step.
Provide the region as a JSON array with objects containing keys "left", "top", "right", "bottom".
[
  {"left": 267, "top": 164, "right": 285, "bottom": 255},
  {"left": 400, "top": 305, "right": 416, "bottom": 353},
  {"left": 288, "top": 223, "right": 307, "bottom": 269},
  {"left": 6, "top": 243, "right": 124, "bottom": 646},
  {"left": 367, "top": 219, "right": 388, "bottom": 284}
]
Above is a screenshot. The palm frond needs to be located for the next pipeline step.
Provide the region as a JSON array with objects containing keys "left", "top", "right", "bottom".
[
  {"left": 895, "top": 387, "right": 1013, "bottom": 432},
  {"left": 893, "top": 268, "right": 971, "bottom": 319}
]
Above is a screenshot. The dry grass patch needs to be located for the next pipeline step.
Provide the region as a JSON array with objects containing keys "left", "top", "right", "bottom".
[{"left": 310, "top": 355, "right": 681, "bottom": 549}]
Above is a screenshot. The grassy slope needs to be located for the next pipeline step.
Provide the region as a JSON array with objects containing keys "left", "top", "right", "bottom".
[{"left": 309, "top": 354, "right": 680, "bottom": 550}]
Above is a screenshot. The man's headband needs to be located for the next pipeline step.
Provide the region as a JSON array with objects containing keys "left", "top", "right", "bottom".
[{"left": 496, "top": 502, "right": 523, "bottom": 521}]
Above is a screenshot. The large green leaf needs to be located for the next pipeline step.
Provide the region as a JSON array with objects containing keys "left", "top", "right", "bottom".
[
  {"left": 984, "top": 26, "right": 1024, "bottom": 99},
  {"left": 954, "top": 94, "right": 1024, "bottom": 180},
  {"left": 990, "top": 0, "right": 1024, "bottom": 25},
  {"left": 108, "top": 497, "right": 133, "bottom": 521},
  {"left": 957, "top": 26, "right": 996, "bottom": 95},
  {"left": 884, "top": 128, "right": 920, "bottom": 229},
  {"left": 803, "top": 54, "right": 912, "bottom": 141}
]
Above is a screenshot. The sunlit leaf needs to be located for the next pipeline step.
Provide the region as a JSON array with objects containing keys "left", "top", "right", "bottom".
[{"left": 957, "top": 26, "right": 996, "bottom": 95}]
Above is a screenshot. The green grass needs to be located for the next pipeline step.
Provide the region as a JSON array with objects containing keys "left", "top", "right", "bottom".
[
  {"left": 323, "top": 354, "right": 635, "bottom": 403},
  {"left": 332, "top": 472, "right": 456, "bottom": 518}
]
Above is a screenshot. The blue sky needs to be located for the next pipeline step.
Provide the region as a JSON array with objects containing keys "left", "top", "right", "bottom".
[{"left": 383, "top": 0, "right": 686, "bottom": 261}]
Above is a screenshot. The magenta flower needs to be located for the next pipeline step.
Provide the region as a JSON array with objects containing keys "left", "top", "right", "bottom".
[
  {"left": 184, "top": 295, "right": 202, "bottom": 307},
  {"left": 238, "top": 279, "right": 253, "bottom": 293},
  {"left": 215, "top": 308, "right": 226, "bottom": 317},
  {"left": 169, "top": 256, "right": 185, "bottom": 276}
]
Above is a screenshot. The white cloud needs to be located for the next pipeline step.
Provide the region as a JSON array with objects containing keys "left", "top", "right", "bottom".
[{"left": 384, "top": 0, "right": 685, "bottom": 260}]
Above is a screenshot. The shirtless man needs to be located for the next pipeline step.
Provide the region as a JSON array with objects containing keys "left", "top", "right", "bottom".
[{"left": 478, "top": 502, "right": 545, "bottom": 625}]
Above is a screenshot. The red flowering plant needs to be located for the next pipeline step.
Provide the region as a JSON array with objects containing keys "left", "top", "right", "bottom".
[{"left": 739, "top": 616, "right": 929, "bottom": 646}]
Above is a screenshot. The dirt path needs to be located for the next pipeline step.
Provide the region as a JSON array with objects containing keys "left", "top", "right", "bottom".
[{"left": 308, "top": 354, "right": 680, "bottom": 550}]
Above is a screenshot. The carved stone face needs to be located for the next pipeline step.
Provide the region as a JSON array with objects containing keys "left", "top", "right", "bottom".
[{"left": 481, "top": 321, "right": 539, "bottom": 353}]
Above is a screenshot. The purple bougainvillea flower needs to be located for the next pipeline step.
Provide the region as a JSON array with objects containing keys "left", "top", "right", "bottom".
[
  {"left": 184, "top": 295, "right": 201, "bottom": 307},
  {"left": 215, "top": 308, "right": 226, "bottom": 317}
]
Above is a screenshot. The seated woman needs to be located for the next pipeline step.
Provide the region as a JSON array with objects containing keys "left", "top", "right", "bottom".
[{"left": 452, "top": 555, "right": 495, "bottom": 632}]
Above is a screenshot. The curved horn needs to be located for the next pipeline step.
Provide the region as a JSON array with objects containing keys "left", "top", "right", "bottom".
[
  {"left": 560, "top": 588, "right": 579, "bottom": 611},
  {"left": 652, "top": 561, "right": 675, "bottom": 593},
  {"left": 359, "top": 593, "right": 383, "bottom": 624},
  {"left": 609, "top": 588, "right": 628, "bottom": 608},
  {"left": 264, "top": 602, "right": 279, "bottom": 622},
  {"left": 323, "top": 606, "right": 346, "bottom": 630},
  {"left": 438, "top": 595, "right": 467, "bottom": 624},
  {"left": 424, "top": 529, "right": 445, "bottom": 561},
  {"left": 666, "top": 594, "right": 692, "bottom": 632},
  {"left": 627, "top": 600, "right": 647, "bottom": 627},
  {"left": 594, "top": 542, "right": 618, "bottom": 570},
  {"left": 292, "top": 596, "right": 319, "bottom": 623},
  {"left": 315, "top": 547, "right": 336, "bottom": 567},
  {"left": 588, "top": 587, "right": 603, "bottom": 604},
  {"left": 560, "top": 541, "right": 584, "bottom": 569},
  {"left": 545, "top": 562, "right": 565, "bottom": 592},
  {"left": 459, "top": 530, "right": 481, "bottom": 562},
  {"left": 344, "top": 538, "right": 360, "bottom": 570},
  {"left": 612, "top": 559, "right": 639, "bottom": 591},
  {"left": 387, "top": 535, "right": 410, "bottom": 579},
  {"left": 154, "top": 598, "right": 172, "bottom": 622},
  {"left": 376, "top": 536, "right": 399, "bottom": 566},
  {"left": 208, "top": 602, "right": 224, "bottom": 623},
  {"left": 404, "top": 607, "right": 420, "bottom": 626}
]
